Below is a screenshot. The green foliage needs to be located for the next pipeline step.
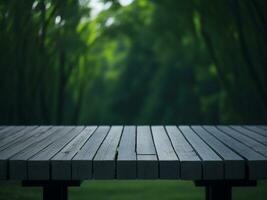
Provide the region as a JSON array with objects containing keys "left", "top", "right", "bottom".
[{"left": 0, "top": 0, "right": 266, "bottom": 124}]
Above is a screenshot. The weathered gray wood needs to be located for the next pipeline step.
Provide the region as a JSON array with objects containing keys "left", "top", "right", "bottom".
[
  {"left": 28, "top": 126, "right": 84, "bottom": 180},
  {"left": 94, "top": 126, "right": 123, "bottom": 179},
  {"left": 179, "top": 126, "right": 223, "bottom": 180},
  {"left": 1, "top": 125, "right": 267, "bottom": 181},
  {"left": 51, "top": 126, "right": 97, "bottom": 180},
  {"left": 218, "top": 126, "right": 267, "bottom": 157},
  {"left": 0, "top": 126, "right": 49, "bottom": 157},
  {"left": 0, "top": 126, "right": 6, "bottom": 130},
  {"left": 0, "top": 126, "right": 23, "bottom": 134},
  {"left": 117, "top": 126, "right": 136, "bottom": 179},
  {"left": 151, "top": 126, "right": 179, "bottom": 179},
  {"left": 192, "top": 126, "right": 245, "bottom": 179},
  {"left": 137, "top": 126, "right": 156, "bottom": 154},
  {"left": 0, "top": 126, "right": 26, "bottom": 140},
  {"left": 0, "top": 126, "right": 15, "bottom": 136},
  {"left": 0, "top": 126, "right": 51, "bottom": 180},
  {"left": 0, "top": 126, "right": 27, "bottom": 146},
  {"left": 136, "top": 126, "right": 158, "bottom": 179},
  {"left": 205, "top": 126, "right": 267, "bottom": 179},
  {"left": 9, "top": 126, "right": 63, "bottom": 180},
  {"left": 232, "top": 126, "right": 267, "bottom": 145},
  {"left": 165, "top": 126, "right": 201, "bottom": 180},
  {"left": 137, "top": 154, "right": 158, "bottom": 179},
  {"left": 259, "top": 126, "right": 267, "bottom": 131},
  {"left": 244, "top": 126, "right": 267, "bottom": 137},
  {"left": 0, "top": 126, "right": 37, "bottom": 151},
  {"left": 72, "top": 126, "right": 110, "bottom": 180}
]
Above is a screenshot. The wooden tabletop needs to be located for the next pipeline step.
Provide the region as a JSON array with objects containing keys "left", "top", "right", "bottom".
[{"left": 0, "top": 125, "right": 266, "bottom": 181}]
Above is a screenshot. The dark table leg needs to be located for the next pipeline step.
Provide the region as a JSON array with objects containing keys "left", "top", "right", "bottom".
[
  {"left": 43, "top": 184, "right": 68, "bottom": 200},
  {"left": 22, "top": 180, "right": 81, "bottom": 200},
  {"left": 195, "top": 180, "right": 256, "bottom": 200},
  {"left": 205, "top": 183, "right": 231, "bottom": 200}
]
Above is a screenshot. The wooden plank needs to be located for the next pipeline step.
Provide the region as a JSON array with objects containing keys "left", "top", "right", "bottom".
[
  {"left": 259, "top": 126, "right": 267, "bottom": 131},
  {"left": 72, "top": 126, "right": 110, "bottom": 180},
  {"left": 2, "top": 125, "right": 266, "bottom": 181},
  {"left": 218, "top": 126, "right": 267, "bottom": 157},
  {"left": 51, "top": 126, "right": 97, "bottom": 180},
  {"left": 0, "top": 126, "right": 51, "bottom": 180},
  {"left": 179, "top": 126, "right": 223, "bottom": 180},
  {"left": 151, "top": 126, "right": 179, "bottom": 179},
  {"left": 137, "top": 126, "right": 156, "bottom": 154},
  {"left": 0, "top": 126, "right": 23, "bottom": 135},
  {"left": 0, "top": 126, "right": 25, "bottom": 140},
  {"left": 204, "top": 126, "right": 267, "bottom": 179},
  {"left": 0, "top": 126, "right": 43, "bottom": 152},
  {"left": 0, "top": 126, "right": 37, "bottom": 151},
  {"left": 9, "top": 126, "right": 63, "bottom": 180},
  {"left": 244, "top": 126, "right": 267, "bottom": 137},
  {"left": 231, "top": 126, "right": 267, "bottom": 145},
  {"left": 137, "top": 154, "right": 158, "bottom": 179},
  {"left": 0, "top": 126, "right": 25, "bottom": 145},
  {"left": 0, "top": 126, "right": 6, "bottom": 130},
  {"left": 93, "top": 126, "right": 123, "bottom": 179},
  {"left": 28, "top": 126, "right": 84, "bottom": 180},
  {"left": 165, "top": 126, "right": 201, "bottom": 180},
  {"left": 192, "top": 126, "right": 245, "bottom": 179},
  {"left": 0, "top": 126, "right": 14, "bottom": 136},
  {"left": 136, "top": 126, "right": 158, "bottom": 179},
  {"left": 117, "top": 126, "right": 136, "bottom": 179}
]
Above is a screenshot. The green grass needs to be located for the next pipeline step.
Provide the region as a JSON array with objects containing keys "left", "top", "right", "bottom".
[{"left": 0, "top": 180, "right": 266, "bottom": 200}]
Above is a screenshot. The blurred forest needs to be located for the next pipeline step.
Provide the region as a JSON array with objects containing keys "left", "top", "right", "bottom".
[{"left": 0, "top": 0, "right": 266, "bottom": 125}]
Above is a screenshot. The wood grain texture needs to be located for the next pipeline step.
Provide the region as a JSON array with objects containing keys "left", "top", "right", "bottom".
[
  {"left": 51, "top": 126, "right": 97, "bottom": 180},
  {"left": 9, "top": 126, "right": 63, "bottom": 180},
  {"left": 117, "top": 126, "right": 136, "bottom": 179},
  {"left": 151, "top": 126, "right": 179, "bottom": 179},
  {"left": 165, "top": 126, "right": 201, "bottom": 180},
  {"left": 205, "top": 126, "right": 267, "bottom": 179},
  {"left": 72, "top": 126, "right": 110, "bottom": 180},
  {"left": 0, "top": 126, "right": 26, "bottom": 140},
  {"left": 179, "top": 126, "right": 223, "bottom": 180},
  {"left": 0, "top": 126, "right": 50, "bottom": 180},
  {"left": 136, "top": 126, "right": 158, "bottom": 179},
  {"left": 231, "top": 126, "right": 267, "bottom": 145},
  {"left": 28, "top": 127, "right": 84, "bottom": 180},
  {"left": 243, "top": 126, "right": 267, "bottom": 138},
  {"left": 93, "top": 126, "right": 123, "bottom": 179},
  {"left": 0, "top": 125, "right": 266, "bottom": 181},
  {"left": 0, "top": 126, "right": 36, "bottom": 151},
  {"left": 0, "top": 126, "right": 25, "bottom": 140},
  {"left": 218, "top": 126, "right": 267, "bottom": 157},
  {"left": 259, "top": 126, "right": 267, "bottom": 131},
  {"left": 192, "top": 126, "right": 245, "bottom": 179}
]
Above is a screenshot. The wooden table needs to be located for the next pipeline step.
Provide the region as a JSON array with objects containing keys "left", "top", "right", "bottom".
[{"left": 0, "top": 125, "right": 266, "bottom": 200}]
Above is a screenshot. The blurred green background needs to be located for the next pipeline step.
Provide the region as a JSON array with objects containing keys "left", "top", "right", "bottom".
[
  {"left": 0, "top": 0, "right": 267, "bottom": 199},
  {"left": 0, "top": 181, "right": 267, "bottom": 200},
  {"left": 1, "top": 0, "right": 267, "bottom": 125}
]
